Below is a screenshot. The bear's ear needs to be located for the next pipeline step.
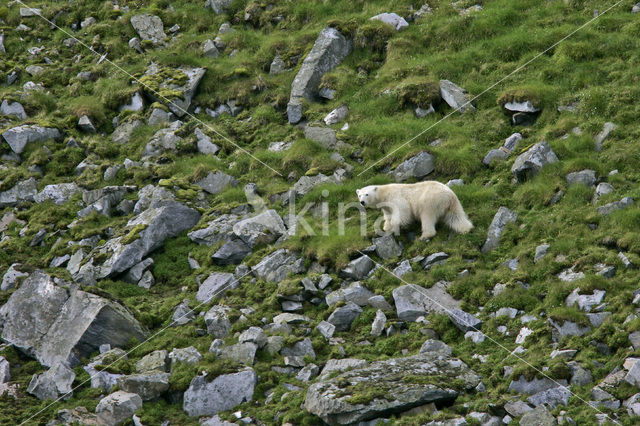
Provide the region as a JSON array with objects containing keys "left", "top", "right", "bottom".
[
  {"left": 356, "top": 189, "right": 360, "bottom": 195},
  {"left": 373, "top": 187, "right": 378, "bottom": 192}
]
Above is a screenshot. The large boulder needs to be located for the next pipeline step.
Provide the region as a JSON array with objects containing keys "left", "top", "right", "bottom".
[
  {"left": 389, "top": 151, "right": 434, "bottom": 182},
  {"left": 304, "top": 352, "right": 480, "bottom": 424},
  {"left": 0, "top": 177, "right": 38, "bottom": 207},
  {"left": 252, "top": 249, "right": 305, "bottom": 282},
  {"left": 142, "top": 63, "right": 206, "bottom": 118},
  {"left": 95, "top": 202, "right": 201, "bottom": 278},
  {"left": 392, "top": 282, "right": 460, "bottom": 322},
  {"left": 1, "top": 124, "right": 61, "bottom": 154},
  {"left": 183, "top": 369, "right": 257, "bottom": 417},
  {"left": 481, "top": 206, "right": 517, "bottom": 253},
  {"left": 287, "top": 27, "right": 353, "bottom": 123},
  {"left": 0, "top": 271, "right": 147, "bottom": 368},
  {"left": 511, "top": 141, "right": 558, "bottom": 182},
  {"left": 130, "top": 14, "right": 166, "bottom": 46}
]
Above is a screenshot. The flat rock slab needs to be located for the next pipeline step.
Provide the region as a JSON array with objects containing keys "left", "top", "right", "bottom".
[
  {"left": 304, "top": 352, "right": 480, "bottom": 425},
  {"left": 392, "top": 282, "right": 460, "bottom": 322},
  {"left": 0, "top": 271, "right": 146, "bottom": 368}
]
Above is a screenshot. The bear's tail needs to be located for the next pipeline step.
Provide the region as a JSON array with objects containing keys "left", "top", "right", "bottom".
[{"left": 444, "top": 195, "right": 473, "bottom": 234}]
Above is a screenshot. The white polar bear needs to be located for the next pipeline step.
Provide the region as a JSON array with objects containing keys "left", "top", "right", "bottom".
[{"left": 356, "top": 181, "right": 473, "bottom": 240}]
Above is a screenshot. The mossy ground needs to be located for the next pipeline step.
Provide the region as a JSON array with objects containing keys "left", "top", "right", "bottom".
[{"left": 2, "top": 0, "right": 640, "bottom": 424}]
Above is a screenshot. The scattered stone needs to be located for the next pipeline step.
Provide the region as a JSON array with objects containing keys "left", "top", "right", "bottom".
[
  {"left": 392, "top": 260, "right": 412, "bottom": 277},
  {"left": 328, "top": 302, "right": 363, "bottom": 331},
  {"left": 183, "top": 369, "right": 256, "bottom": 417},
  {"left": 233, "top": 209, "right": 286, "bottom": 247},
  {"left": 1, "top": 99, "right": 27, "bottom": 120},
  {"left": 197, "top": 273, "right": 239, "bottom": 303},
  {"left": 449, "top": 308, "right": 482, "bottom": 332},
  {"left": 565, "top": 288, "right": 606, "bottom": 311},
  {"left": 205, "top": 305, "right": 232, "bottom": 338},
  {"left": 594, "top": 122, "right": 616, "bottom": 151},
  {"left": 482, "top": 206, "right": 517, "bottom": 252},
  {"left": 130, "top": 14, "right": 166, "bottom": 46},
  {"left": 316, "top": 321, "right": 336, "bottom": 339},
  {"left": 392, "top": 282, "right": 460, "bottom": 322},
  {"left": 2, "top": 125, "right": 61, "bottom": 154},
  {"left": 519, "top": 405, "right": 556, "bottom": 426},
  {"left": 206, "top": 0, "right": 234, "bottom": 14},
  {"left": 188, "top": 214, "right": 237, "bottom": 246},
  {"left": 196, "top": 171, "right": 238, "bottom": 195},
  {"left": 371, "top": 310, "right": 387, "bottom": 336},
  {"left": 304, "top": 125, "right": 338, "bottom": 149},
  {"left": 112, "top": 119, "right": 143, "bottom": 144},
  {"left": 389, "top": 151, "right": 434, "bottom": 182},
  {"left": 202, "top": 39, "right": 220, "bottom": 57},
  {"left": 1, "top": 263, "right": 28, "bottom": 291},
  {"left": 326, "top": 281, "right": 374, "bottom": 307},
  {"left": 119, "top": 92, "right": 144, "bottom": 113},
  {"left": 566, "top": 169, "right": 596, "bottom": 187},
  {"left": 168, "top": 347, "right": 202, "bottom": 370},
  {"left": 619, "top": 251, "right": 636, "bottom": 269},
  {"left": 172, "top": 299, "right": 195, "bottom": 326},
  {"left": 239, "top": 327, "right": 267, "bottom": 349},
  {"left": 511, "top": 141, "right": 558, "bottom": 183},
  {"left": 439, "top": 80, "right": 475, "bottom": 113},
  {"left": 527, "top": 386, "right": 571, "bottom": 409},
  {"left": 269, "top": 54, "right": 287, "bottom": 74},
  {"left": 117, "top": 372, "right": 170, "bottom": 401},
  {"left": 195, "top": 128, "right": 220, "bottom": 154},
  {"left": 340, "top": 255, "right": 374, "bottom": 280},
  {"left": 557, "top": 267, "right": 585, "bottom": 282},
  {"left": 534, "top": 244, "right": 550, "bottom": 263},
  {"left": 370, "top": 13, "right": 409, "bottom": 30},
  {"left": 287, "top": 27, "right": 353, "bottom": 123},
  {"left": 415, "top": 104, "right": 435, "bottom": 117},
  {"left": 27, "top": 362, "right": 75, "bottom": 400},
  {"left": 421, "top": 252, "right": 448, "bottom": 270},
  {"left": 95, "top": 391, "right": 143, "bottom": 426},
  {"left": 252, "top": 249, "right": 305, "bottom": 282},
  {"left": 142, "top": 63, "right": 206, "bottom": 118},
  {"left": 324, "top": 105, "right": 349, "bottom": 125},
  {"left": 212, "top": 239, "right": 251, "bottom": 265},
  {"left": 598, "top": 197, "right": 634, "bottom": 215}
]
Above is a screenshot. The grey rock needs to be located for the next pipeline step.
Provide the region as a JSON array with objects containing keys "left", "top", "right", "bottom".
[
  {"left": 371, "top": 310, "right": 387, "bottom": 336},
  {"left": 482, "top": 206, "right": 517, "bottom": 252},
  {"left": 626, "top": 361, "right": 640, "bottom": 387},
  {"left": 182, "top": 369, "right": 256, "bottom": 417},
  {"left": 83, "top": 349, "right": 126, "bottom": 392},
  {"left": 168, "top": 347, "right": 202, "bottom": 369},
  {"left": 504, "top": 400, "right": 533, "bottom": 417},
  {"left": 130, "top": 14, "right": 165, "bottom": 46},
  {"left": 188, "top": 214, "right": 238, "bottom": 246},
  {"left": 504, "top": 100, "right": 540, "bottom": 113},
  {"left": 122, "top": 258, "right": 154, "bottom": 284},
  {"left": 233, "top": 209, "right": 286, "bottom": 247},
  {"left": 392, "top": 260, "right": 412, "bottom": 277},
  {"left": 202, "top": 39, "right": 220, "bottom": 57},
  {"left": 1, "top": 263, "right": 28, "bottom": 291},
  {"left": 557, "top": 267, "right": 585, "bottom": 282},
  {"left": 511, "top": 141, "right": 558, "bottom": 182},
  {"left": 77, "top": 115, "right": 96, "bottom": 133},
  {"left": 50, "top": 255, "right": 70, "bottom": 268},
  {"left": 566, "top": 169, "right": 596, "bottom": 187},
  {"left": 389, "top": 151, "right": 434, "bottom": 182},
  {"left": 292, "top": 173, "right": 338, "bottom": 196},
  {"left": 370, "top": 12, "right": 409, "bottom": 30},
  {"left": 326, "top": 282, "right": 374, "bottom": 307},
  {"left": 415, "top": 104, "right": 435, "bottom": 117},
  {"left": 273, "top": 313, "right": 309, "bottom": 324},
  {"left": 421, "top": 252, "right": 449, "bottom": 270},
  {"left": 304, "top": 126, "right": 338, "bottom": 149},
  {"left": 20, "top": 7, "right": 42, "bottom": 17},
  {"left": 204, "top": 305, "right": 232, "bottom": 338},
  {"left": 319, "top": 87, "right": 336, "bottom": 100},
  {"left": 449, "top": 308, "right": 482, "bottom": 332},
  {"left": 368, "top": 295, "right": 394, "bottom": 311},
  {"left": 96, "top": 203, "right": 201, "bottom": 278},
  {"left": 594, "top": 122, "right": 616, "bottom": 151},
  {"left": 268, "top": 141, "right": 292, "bottom": 152},
  {"left": 597, "top": 196, "right": 634, "bottom": 215},
  {"left": 27, "top": 362, "right": 75, "bottom": 400},
  {"left": 143, "top": 63, "right": 206, "bottom": 117},
  {"left": 137, "top": 270, "right": 155, "bottom": 289},
  {"left": 0, "top": 271, "right": 146, "bottom": 368},
  {"left": 593, "top": 182, "right": 614, "bottom": 203},
  {"left": 206, "top": 0, "right": 234, "bottom": 14},
  {"left": 117, "top": 372, "right": 170, "bottom": 401},
  {"left": 25, "top": 65, "right": 44, "bottom": 76},
  {"left": 316, "top": 320, "right": 336, "bottom": 339},
  {"left": 1, "top": 99, "right": 27, "bottom": 120},
  {"left": 296, "top": 364, "right": 320, "bottom": 382},
  {"left": 269, "top": 54, "right": 287, "bottom": 74},
  {"left": 1, "top": 125, "right": 60, "bottom": 154},
  {"left": 0, "top": 356, "right": 10, "bottom": 383},
  {"left": 439, "top": 80, "right": 475, "bottom": 113},
  {"left": 281, "top": 338, "right": 315, "bottom": 360},
  {"left": 373, "top": 234, "right": 402, "bottom": 259},
  {"left": 568, "top": 361, "right": 592, "bottom": 386},
  {"left": 104, "top": 165, "right": 122, "bottom": 181},
  {"left": 527, "top": 386, "right": 571, "bottom": 408},
  {"left": 111, "top": 119, "right": 142, "bottom": 144},
  {"left": 340, "top": 255, "right": 374, "bottom": 280},
  {"left": 197, "top": 273, "right": 239, "bottom": 303},
  {"left": 305, "top": 352, "right": 480, "bottom": 424},
  {"left": 392, "top": 282, "right": 460, "bottom": 322},
  {"left": 95, "top": 391, "right": 143, "bottom": 426},
  {"left": 79, "top": 185, "right": 136, "bottom": 218},
  {"left": 252, "top": 249, "right": 305, "bottom": 282},
  {"left": 239, "top": 327, "right": 267, "bottom": 349},
  {"left": 196, "top": 171, "right": 238, "bottom": 194},
  {"left": 327, "top": 302, "right": 363, "bottom": 331},
  {"left": 324, "top": 105, "right": 349, "bottom": 125},
  {"left": 419, "top": 339, "right": 452, "bottom": 357},
  {"left": 534, "top": 244, "right": 550, "bottom": 263},
  {"left": 519, "top": 405, "right": 556, "bottom": 426},
  {"left": 319, "top": 358, "right": 368, "bottom": 378},
  {"left": 565, "top": 288, "right": 605, "bottom": 312},
  {"left": 287, "top": 27, "right": 352, "bottom": 123},
  {"left": 119, "top": 92, "right": 144, "bottom": 113},
  {"left": 195, "top": 128, "right": 220, "bottom": 154},
  {"left": 619, "top": 251, "right": 636, "bottom": 269},
  {"left": 549, "top": 319, "right": 591, "bottom": 341},
  {"left": 508, "top": 375, "right": 567, "bottom": 395},
  {"left": 147, "top": 108, "right": 170, "bottom": 125},
  {"left": 212, "top": 239, "right": 251, "bottom": 265},
  {"left": 171, "top": 299, "right": 195, "bottom": 326},
  {"left": 142, "top": 125, "right": 182, "bottom": 158},
  {"left": 215, "top": 342, "right": 256, "bottom": 365},
  {"left": 135, "top": 349, "right": 169, "bottom": 373}
]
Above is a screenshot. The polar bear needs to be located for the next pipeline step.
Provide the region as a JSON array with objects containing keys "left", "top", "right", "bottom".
[{"left": 356, "top": 181, "right": 473, "bottom": 240}]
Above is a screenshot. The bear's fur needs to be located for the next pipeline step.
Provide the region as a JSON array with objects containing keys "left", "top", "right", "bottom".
[{"left": 356, "top": 181, "right": 473, "bottom": 240}]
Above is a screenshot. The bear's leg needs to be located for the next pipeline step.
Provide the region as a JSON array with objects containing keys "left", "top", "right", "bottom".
[
  {"left": 419, "top": 212, "right": 437, "bottom": 240},
  {"left": 382, "top": 210, "right": 392, "bottom": 233}
]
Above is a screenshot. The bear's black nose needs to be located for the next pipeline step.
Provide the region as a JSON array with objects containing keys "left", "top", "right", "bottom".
[{"left": 360, "top": 201, "right": 365, "bottom": 206}]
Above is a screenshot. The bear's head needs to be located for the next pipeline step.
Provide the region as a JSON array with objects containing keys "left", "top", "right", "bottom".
[{"left": 356, "top": 186, "right": 378, "bottom": 207}]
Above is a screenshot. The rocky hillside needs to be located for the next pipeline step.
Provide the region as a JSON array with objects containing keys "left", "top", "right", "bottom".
[{"left": 1, "top": 0, "right": 640, "bottom": 424}]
